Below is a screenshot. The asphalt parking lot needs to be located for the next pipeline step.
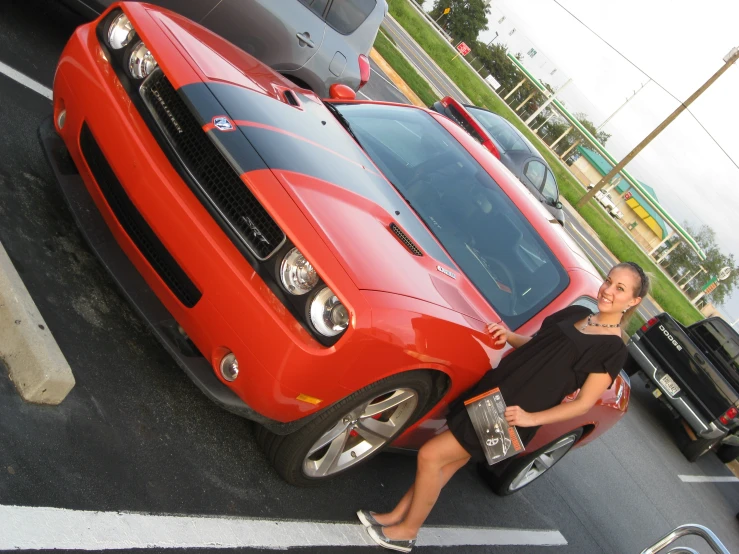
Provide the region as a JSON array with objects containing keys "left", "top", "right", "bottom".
[{"left": 1, "top": 1, "right": 738, "bottom": 552}]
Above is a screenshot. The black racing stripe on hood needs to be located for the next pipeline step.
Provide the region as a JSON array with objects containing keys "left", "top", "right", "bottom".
[
  {"left": 178, "top": 82, "right": 455, "bottom": 268},
  {"left": 174, "top": 80, "right": 268, "bottom": 175}
]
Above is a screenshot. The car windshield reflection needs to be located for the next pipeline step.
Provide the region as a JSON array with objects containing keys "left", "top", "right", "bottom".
[{"left": 333, "top": 104, "right": 568, "bottom": 329}]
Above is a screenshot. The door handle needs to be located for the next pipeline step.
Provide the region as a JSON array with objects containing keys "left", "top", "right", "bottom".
[{"left": 296, "top": 32, "right": 315, "bottom": 48}]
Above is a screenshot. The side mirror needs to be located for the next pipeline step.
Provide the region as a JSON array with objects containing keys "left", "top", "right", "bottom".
[
  {"left": 328, "top": 84, "right": 356, "bottom": 101},
  {"left": 555, "top": 201, "right": 563, "bottom": 209}
]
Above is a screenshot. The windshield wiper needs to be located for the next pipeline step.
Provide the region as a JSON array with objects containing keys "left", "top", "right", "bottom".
[{"left": 323, "top": 102, "right": 361, "bottom": 145}]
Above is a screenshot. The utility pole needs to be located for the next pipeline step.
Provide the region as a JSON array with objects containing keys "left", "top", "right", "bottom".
[
  {"left": 596, "top": 79, "right": 650, "bottom": 132},
  {"left": 577, "top": 47, "right": 739, "bottom": 208}
]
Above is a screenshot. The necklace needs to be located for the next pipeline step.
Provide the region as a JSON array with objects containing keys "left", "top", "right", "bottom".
[{"left": 580, "top": 314, "right": 620, "bottom": 330}]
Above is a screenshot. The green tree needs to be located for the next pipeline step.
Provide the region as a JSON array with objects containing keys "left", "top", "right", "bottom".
[
  {"left": 430, "top": 0, "right": 490, "bottom": 46},
  {"left": 573, "top": 112, "right": 611, "bottom": 147},
  {"left": 662, "top": 223, "right": 738, "bottom": 307}
]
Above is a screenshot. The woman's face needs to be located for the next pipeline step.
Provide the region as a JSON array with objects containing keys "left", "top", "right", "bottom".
[{"left": 597, "top": 267, "right": 641, "bottom": 315}]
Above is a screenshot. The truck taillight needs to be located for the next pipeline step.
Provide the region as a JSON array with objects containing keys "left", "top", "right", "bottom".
[
  {"left": 641, "top": 317, "right": 659, "bottom": 332},
  {"left": 720, "top": 406, "right": 738, "bottom": 425}
]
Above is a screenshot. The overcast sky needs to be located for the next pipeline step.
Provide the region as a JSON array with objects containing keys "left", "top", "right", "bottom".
[{"left": 462, "top": 0, "right": 739, "bottom": 322}]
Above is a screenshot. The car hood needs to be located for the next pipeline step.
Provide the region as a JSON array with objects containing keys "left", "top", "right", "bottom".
[{"left": 151, "top": 9, "right": 490, "bottom": 321}]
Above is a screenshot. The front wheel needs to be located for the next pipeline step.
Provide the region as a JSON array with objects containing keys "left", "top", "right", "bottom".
[
  {"left": 480, "top": 428, "right": 583, "bottom": 496},
  {"left": 716, "top": 443, "right": 739, "bottom": 463},
  {"left": 255, "top": 371, "right": 434, "bottom": 486}
]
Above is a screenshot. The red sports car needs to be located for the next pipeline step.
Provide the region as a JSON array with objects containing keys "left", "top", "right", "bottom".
[{"left": 41, "top": 2, "right": 630, "bottom": 493}]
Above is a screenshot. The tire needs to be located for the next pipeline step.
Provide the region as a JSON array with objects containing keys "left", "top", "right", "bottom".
[
  {"left": 716, "top": 443, "right": 739, "bottom": 463},
  {"left": 478, "top": 428, "right": 584, "bottom": 496},
  {"left": 681, "top": 436, "right": 721, "bottom": 462},
  {"left": 255, "top": 371, "right": 434, "bottom": 486}
]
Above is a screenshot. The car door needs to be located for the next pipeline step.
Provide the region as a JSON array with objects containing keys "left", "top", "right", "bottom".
[
  {"left": 201, "top": 0, "right": 327, "bottom": 71},
  {"left": 521, "top": 159, "right": 547, "bottom": 201}
]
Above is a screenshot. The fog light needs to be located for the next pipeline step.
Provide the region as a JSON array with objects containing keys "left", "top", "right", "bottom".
[
  {"left": 219, "top": 352, "right": 239, "bottom": 382},
  {"left": 57, "top": 109, "right": 66, "bottom": 130}
]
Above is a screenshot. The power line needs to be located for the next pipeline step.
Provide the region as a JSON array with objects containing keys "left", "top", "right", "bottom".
[{"left": 550, "top": 0, "right": 739, "bottom": 171}]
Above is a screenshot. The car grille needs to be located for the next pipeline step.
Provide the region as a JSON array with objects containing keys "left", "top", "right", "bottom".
[
  {"left": 139, "top": 70, "right": 285, "bottom": 261},
  {"left": 79, "top": 123, "right": 202, "bottom": 308}
]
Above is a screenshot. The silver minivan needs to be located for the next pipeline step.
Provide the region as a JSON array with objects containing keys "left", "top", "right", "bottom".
[{"left": 62, "top": 0, "right": 387, "bottom": 96}]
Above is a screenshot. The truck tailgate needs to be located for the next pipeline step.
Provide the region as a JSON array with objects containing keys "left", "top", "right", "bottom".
[{"left": 642, "top": 314, "right": 738, "bottom": 420}]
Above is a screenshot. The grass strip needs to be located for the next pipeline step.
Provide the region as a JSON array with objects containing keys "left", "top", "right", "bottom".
[
  {"left": 387, "top": 0, "right": 703, "bottom": 325},
  {"left": 373, "top": 30, "right": 439, "bottom": 107}
]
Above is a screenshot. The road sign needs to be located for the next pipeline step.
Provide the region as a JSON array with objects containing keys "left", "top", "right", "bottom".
[
  {"left": 718, "top": 266, "right": 731, "bottom": 281},
  {"left": 456, "top": 42, "right": 471, "bottom": 56},
  {"left": 443, "top": 7, "right": 451, "bottom": 14},
  {"left": 624, "top": 191, "right": 632, "bottom": 200}
]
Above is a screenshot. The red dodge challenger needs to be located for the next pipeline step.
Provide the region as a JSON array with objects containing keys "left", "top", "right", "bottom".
[{"left": 41, "top": 2, "right": 630, "bottom": 493}]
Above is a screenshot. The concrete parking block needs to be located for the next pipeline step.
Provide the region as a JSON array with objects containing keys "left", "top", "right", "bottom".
[{"left": 0, "top": 240, "right": 74, "bottom": 404}]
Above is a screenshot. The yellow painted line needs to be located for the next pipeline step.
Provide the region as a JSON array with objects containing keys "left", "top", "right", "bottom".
[{"left": 368, "top": 48, "right": 425, "bottom": 107}]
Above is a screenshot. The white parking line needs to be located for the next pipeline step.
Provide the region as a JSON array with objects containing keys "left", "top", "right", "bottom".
[
  {"left": 0, "top": 504, "right": 568, "bottom": 550},
  {"left": 678, "top": 475, "right": 739, "bottom": 483},
  {"left": 0, "top": 61, "right": 52, "bottom": 100}
]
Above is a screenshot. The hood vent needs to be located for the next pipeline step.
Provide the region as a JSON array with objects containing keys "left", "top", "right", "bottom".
[
  {"left": 390, "top": 222, "right": 423, "bottom": 256},
  {"left": 283, "top": 90, "right": 300, "bottom": 106}
]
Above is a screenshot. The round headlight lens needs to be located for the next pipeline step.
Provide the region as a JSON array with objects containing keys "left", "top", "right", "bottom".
[
  {"left": 309, "top": 287, "right": 349, "bottom": 337},
  {"left": 128, "top": 42, "right": 158, "bottom": 80},
  {"left": 280, "top": 247, "right": 318, "bottom": 295},
  {"left": 108, "top": 13, "right": 135, "bottom": 50}
]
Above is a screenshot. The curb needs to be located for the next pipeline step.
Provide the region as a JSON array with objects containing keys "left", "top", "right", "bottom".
[
  {"left": 369, "top": 47, "right": 426, "bottom": 107},
  {"left": 0, "top": 239, "right": 75, "bottom": 404}
]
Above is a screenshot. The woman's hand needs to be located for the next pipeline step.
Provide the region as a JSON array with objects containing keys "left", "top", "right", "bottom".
[
  {"left": 504, "top": 406, "right": 537, "bottom": 427},
  {"left": 486, "top": 322, "right": 508, "bottom": 348}
]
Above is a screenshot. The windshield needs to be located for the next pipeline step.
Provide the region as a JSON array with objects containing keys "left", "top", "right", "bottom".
[
  {"left": 465, "top": 107, "right": 531, "bottom": 153},
  {"left": 333, "top": 104, "right": 568, "bottom": 329}
]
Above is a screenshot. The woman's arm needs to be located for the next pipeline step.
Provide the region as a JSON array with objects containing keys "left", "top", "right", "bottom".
[
  {"left": 486, "top": 323, "right": 531, "bottom": 349},
  {"left": 504, "top": 372, "right": 613, "bottom": 427}
]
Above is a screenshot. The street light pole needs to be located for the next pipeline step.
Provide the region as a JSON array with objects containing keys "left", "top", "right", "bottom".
[
  {"left": 487, "top": 31, "right": 499, "bottom": 47},
  {"left": 577, "top": 47, "right": 739, "bottom": 208}
]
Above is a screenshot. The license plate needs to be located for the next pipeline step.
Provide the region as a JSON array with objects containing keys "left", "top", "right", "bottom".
[{"left": 659, "top": 374, "right": 680, "bottom": 396}]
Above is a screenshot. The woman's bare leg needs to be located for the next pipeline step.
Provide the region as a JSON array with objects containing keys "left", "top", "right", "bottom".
[
  {"left": 379, "top": 430, "right": 471, "bottom": 540},
  {"left": 373, "top": 453, "right": 469, "bottom": 526}
]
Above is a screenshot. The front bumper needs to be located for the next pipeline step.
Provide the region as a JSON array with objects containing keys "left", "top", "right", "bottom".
[{"left": 627, "top": 336, "right": 727, "bottom": 440}]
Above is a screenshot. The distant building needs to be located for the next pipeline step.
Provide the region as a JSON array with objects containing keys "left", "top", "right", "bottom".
[{"left": 570, "top": 146, "right": 670, "bottom": 251}]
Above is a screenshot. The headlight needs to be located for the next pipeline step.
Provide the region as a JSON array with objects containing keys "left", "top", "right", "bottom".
[
  {"left": 309, "top": 287, "right": 349, "bottom": 337},
  {"left": 108, "top": 13, "right": 134, "bottom": 50},
  {"left": 280, "top": 247, "right": 318, "bottom": 295},
  {"left": 128, "top": 42, "right": 158, "bottom": 79}
]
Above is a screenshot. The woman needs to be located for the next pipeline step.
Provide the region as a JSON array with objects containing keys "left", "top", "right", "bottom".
[{"left": 358, "top": 262, "right": 650, "bottom": 552}]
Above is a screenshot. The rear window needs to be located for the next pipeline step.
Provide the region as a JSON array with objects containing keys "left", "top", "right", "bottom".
[
  {"left": 466, "top": 107, "right": 530, "bottom": 153},
  {"left": 326, "top": 0, "right": 377, "bottom": 35},
  {"left": 692, "top": 319, "right": 739, "bottom": 378},
  {"left": 334, "top": 103, "right": 569, "bottom": 329},
  {"left": 446, "top": 104, "right": 485, "bottom": 145}
]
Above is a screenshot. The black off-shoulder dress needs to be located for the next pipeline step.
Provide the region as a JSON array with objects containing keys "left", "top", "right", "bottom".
[{"left": 446, "top": 305, "right": 628, "bottom": 461}]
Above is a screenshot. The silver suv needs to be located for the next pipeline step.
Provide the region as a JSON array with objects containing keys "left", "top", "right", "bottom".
[{"left": 62, "top": 0, "right": 387, "bottom": 96}]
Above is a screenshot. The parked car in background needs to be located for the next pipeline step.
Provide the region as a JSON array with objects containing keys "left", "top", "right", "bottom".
[
  {"left": 43, "top": 2, "right": 630, "bottom": 492},
  {"left": 626, "top": 314, "right": 739, "bottom": 461},
  {"left": 59, "top": 0, "right": 386, "bottom": 96},
  {"left": 431, "top": 96, "right": 566, "bottom": 226}
]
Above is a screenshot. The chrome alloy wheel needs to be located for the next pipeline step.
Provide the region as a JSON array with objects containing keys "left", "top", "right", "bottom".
[
  {"left": 303, "top": 388, "right": 419, "bottom": 478},
  {"left": 508, "top": 434, "right": 577, "bottom": 491}
]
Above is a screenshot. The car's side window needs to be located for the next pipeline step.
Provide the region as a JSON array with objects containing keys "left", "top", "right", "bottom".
[
  {"left": 523, "top": 160, "right": 546, "bottom": 187},
  {"left": 541, "top": 169, "right": 558, "bottom": 202},
  {"left": 299, "top": 0, "right": 330, "bottom": 17},
  {"left": 326, "top": 0, "right": 377, "bottom": 35}
]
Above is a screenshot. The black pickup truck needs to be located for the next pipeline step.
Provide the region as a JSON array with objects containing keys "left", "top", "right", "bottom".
[{"left": 626, "top": 313, "right": 739, "bottom": 461}]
